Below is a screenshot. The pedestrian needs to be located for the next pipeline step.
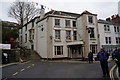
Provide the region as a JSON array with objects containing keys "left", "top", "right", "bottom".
[
  {"left": 112, "top": 47, "right": 118, "bottom": 59},
  {"left": 88, "top": 50, "right": 93, "bottom": 63},
  {"left": 97, "top": 48, "right": 110, "bottom": 77},
  {"left": 114, "top": 47, "right": 120, "bottom": 77}
]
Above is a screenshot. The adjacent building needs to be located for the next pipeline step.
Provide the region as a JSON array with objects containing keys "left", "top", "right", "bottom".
[{"left": 98, "top": 19, "right": 120, "bottom": 53}]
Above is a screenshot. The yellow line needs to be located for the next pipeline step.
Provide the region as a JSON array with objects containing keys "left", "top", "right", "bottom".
[
  {"left": 110, "top": 65, "right": 116, "bottom": 80},
  {"left": 12, "top": 72, "right": 19, "bottom": 76},
  {"left": 20, "top": 68, "right": 25, "bottom": 72}
]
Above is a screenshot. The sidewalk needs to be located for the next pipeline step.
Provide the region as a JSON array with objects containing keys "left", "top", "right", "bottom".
[
  {"left": 116, "top": 68, "right": 120, "bottom": 80},
  {"left": 0, "top": 62, "right": 20, "bottom": 68}
]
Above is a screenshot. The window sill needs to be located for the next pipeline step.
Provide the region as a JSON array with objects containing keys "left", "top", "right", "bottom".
[
  {"left": 88, "top": 23, "right": 95, "bottom": 25},
  {"left": 104, "top": 31, "right": 111, "bottom": 33},
  {"left": 66, "top": 40, "right": 72, "bottom": 42},
  {"left": 65, "top": 26, "right": 71, "bottom": 28},
  {"left": 90, "top": 38, "right": 96, "bottom": 40},
  {"left": 54, "top": 26, "right": 61, "bottom": 27},
  {"left": 54, "top": 40, "right": 61, "bottom": 42},
  {"left": 115, "top": 32, "right": 120, "bottom": 34}
]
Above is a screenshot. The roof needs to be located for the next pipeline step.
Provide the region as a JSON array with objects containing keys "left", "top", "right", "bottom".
[
  {"left": 77, "top": 10, "right": 97, "bottom": 18},
  {"left": 98, "top": 19, "right": 120, "bottom": 25},
  {"left": 45, "top": 10, "right": 80, "bottom": 18}
]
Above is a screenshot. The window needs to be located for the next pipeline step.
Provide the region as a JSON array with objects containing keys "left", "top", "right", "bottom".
[
  {"left": 117, "top": 26, "right": 120, "bottom": 32},
  {"left": 55, "top": 30, "right": 61, "bottom": 40},
  {"left": 66, "top": 30, "right": 71, "bottom": 40},
  {"left": 105, "top": 37, "right": 111, "bottom": 44},
  {"left": 25, "top": 34, "right": 27, "bottom": 43},
  {"left": 73, "top": 21, "right": 76, "bottom": 27},
  {"left": 116, "top": 37, "right": 120, "bottom": 44},
  {"left": 32, "top": 21, "right": 34, "bottom": 27},
  {"left": 25, "top": 25, "right": 27, "bottom": 31},
  {"left": 73, "top": 31, "right": 77, "bottom": 40},
  {"left": 114, "top": 26, "right": 117, "bottom": 32},
  {"left": 88, "top": 16, "right": 93, "bottom": 23},
  {"left": 114, "top": 26, "right": 120, "bottom": 33},
  {"left": 54, "top": 46, "right": 63, "bottom": 55},
  {"left": 55, "top": 19, "right": 60, "bottom": 26},
  {"left": 90, "top": 45, "right": 97, "bottom": 54},
  {"left": 29, "top": 30, "right": 34, "bottom": 40},
  {"left": 21, "top": 28, "right": 23, "bottom": 34},
  {"left": 104, "top": 25, "right": 110, "bottom": 32},
  {"left": 20, "top": 36, "right": 22, "bottom": 44},
  {"left": 90, "top": 28, "right": 95, "bottom": 38},
  {"left": 65, "top": 20, "right": 70, "bottom": 27},
  {"left": 31, "top": 45, "right": 34, "bottom": 50}
]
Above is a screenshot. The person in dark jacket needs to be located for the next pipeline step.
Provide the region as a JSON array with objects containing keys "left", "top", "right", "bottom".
[
  {"left": 97, "top": 48, "right": 110, "bottom": 77},
  {"left": 112, "top": 47, "right": 118, "bottom": 59},
  {"left": 114, "top": 47, "right": 120, "bottom": 77},
  {"left": 88, "top": 50, "right": 93, "bottom": 63}
]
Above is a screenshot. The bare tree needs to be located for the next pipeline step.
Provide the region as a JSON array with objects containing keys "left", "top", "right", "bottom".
[{"left": 8, "top": 0, "right": 40, "bottom": 27}]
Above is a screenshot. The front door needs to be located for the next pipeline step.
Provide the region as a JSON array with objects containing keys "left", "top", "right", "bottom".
[{"left": 68, "top": 45, "right": 82, "bottom": 58}]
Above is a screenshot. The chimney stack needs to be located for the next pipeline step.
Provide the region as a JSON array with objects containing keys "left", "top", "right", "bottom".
[{"left": 40, "top": 5, "right": 45, "bottom": 19}]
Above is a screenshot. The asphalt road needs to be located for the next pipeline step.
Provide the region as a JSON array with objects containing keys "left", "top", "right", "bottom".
[{"left": 2, "top": 60, "right": 115, "bottom": 79}]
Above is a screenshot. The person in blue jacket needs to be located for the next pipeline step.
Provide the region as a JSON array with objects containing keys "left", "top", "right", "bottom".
[
  {"left": 88, "top": 50, "right": 93, "bottom": 63},
  {"left": 114, "top": 47, "right": 120, "bottom": 77},
  {"left": 97, "top": 48, "right": 110, "bottom": 77}
]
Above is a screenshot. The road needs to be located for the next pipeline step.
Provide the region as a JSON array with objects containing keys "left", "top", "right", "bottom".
[{"left": 2, "top": 60, "right": 115, "bottom": 79}]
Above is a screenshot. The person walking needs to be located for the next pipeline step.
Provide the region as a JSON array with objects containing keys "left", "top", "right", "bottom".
[
  {"left": 88, "top": 50, "right": 93, "bottom": 63},
  {"left": 114, "top": 47, "right": 120, "bottom": 77},
  {"left": 97, "top": 48, "right": 110, "bottom": 77}
]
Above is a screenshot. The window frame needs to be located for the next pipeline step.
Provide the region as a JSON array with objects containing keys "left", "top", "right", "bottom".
[
  {"left": 55, "top": 19, "right": 60, "bottom": 26},
  {"left": 55, "top": 30, "right": 61, "bottom": 40},
  {"left": 65, "top": 20, "right": 71, "bottom": 27},
  {"left": 90, "top": 28, "right": 95, "bottom": 38},
  {"left": 66, "top": 30, "right": 71, "bottom": 40},
  {"left": 54, "top": 46, "right": 63, "bottom": 55},
  {"left": 88, "top": 16, "right": 93, "bottom": 24}
]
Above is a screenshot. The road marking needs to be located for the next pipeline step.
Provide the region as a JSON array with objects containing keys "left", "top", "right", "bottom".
[
  {"left": 27, "top": 66, "right": 31, "bottom": 69},
  {"left": 20, "top": 68, "right": 25, "bottom": 72},
  {"left": 32, "top": 64, "right": 35, "bottom": 66},
  {"left": 12, "top": 72, "right": 19, "bottom": 76},
  {"left": 110, "top": 65, "right": 116, "bottom": 80}
]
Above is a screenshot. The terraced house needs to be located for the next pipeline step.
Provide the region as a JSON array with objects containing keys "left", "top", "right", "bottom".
[{"left": 19, "top": 6, "right": 101, "bottom": 59}]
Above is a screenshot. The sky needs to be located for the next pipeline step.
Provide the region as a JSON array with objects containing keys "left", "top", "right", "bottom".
[{"left": 0, "top": 0, "right": 120, "bottom": 23}]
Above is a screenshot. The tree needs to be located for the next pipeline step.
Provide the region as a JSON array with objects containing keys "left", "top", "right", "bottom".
[
  {"left": 8, "top": 0, "right": 40, "bottom": 27},
  {"left": 2, "top": 22, "right": 19, "bottom": 43}
]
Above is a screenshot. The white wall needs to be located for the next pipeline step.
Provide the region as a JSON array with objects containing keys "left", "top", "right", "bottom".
[{"left": 37, "top": 19, "right": 48, "bottom": 58}]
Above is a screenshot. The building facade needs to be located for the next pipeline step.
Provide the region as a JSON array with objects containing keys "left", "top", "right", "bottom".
[
  {"left": 98, "top": 19, "right": 120, "bottom": 53},
  {"left": 19, "top": 7, "right": 100, "bottom": 59}
]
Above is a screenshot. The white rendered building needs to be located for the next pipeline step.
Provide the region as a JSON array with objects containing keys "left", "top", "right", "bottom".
[{"left": 19, "top": 7, "right": 100, "bottom": 59}]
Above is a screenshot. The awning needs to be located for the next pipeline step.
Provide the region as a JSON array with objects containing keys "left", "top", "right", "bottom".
[{"left": 67, "top": 41, "right": 84, "bottom": 46}]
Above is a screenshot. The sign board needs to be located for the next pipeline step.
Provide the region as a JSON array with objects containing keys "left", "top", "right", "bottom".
[{"left": 0, "top": 44, "right": 11, "bottom": 49}]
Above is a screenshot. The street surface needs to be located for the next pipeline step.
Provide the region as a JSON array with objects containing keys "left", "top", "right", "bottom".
[{"left": 2, "top": 60, "right": 115, "bottom": 79}]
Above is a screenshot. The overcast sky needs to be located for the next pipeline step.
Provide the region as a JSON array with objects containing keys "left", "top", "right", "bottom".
[{"left": 0, "top": 0, "right": 119, "bottom": 23}]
